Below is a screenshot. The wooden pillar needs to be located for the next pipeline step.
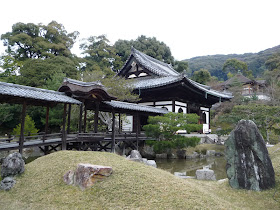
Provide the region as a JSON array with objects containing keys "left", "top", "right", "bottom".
[
  {"left": 44, "top": 105, "right": 49, "bottom": 142},
  {"left": 79, "top": 103, "right": 83, "bottom": 133},
  {"left": 67, "top": 104, "right": 71, "bottom": 134},
  {"left": 111, "top": 109, "right": 116, "bottom": 153},
  {"left": 118, "top": 113, "right": 121, "bottom": 134},
  {"left": 172, "top": 100, "right": 175, "bottom": 112},
  {"left": 19, "top": 101, "right": 27, "bottom": 154},
  {"left": 94, "top": 102, "right": 100, "bottom": 133},
  {"left": 61, "top": 103, "right": 67, "bottom": 150},
  {"left": 136, "top": 112, "right": 140, "bottom": 150},
  {"left": 83, "top": 108, "right": 87, "bottom": 133}
]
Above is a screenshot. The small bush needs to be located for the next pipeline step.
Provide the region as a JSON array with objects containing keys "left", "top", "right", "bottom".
[
  {"left": 12, "top": 115, "right": 39, "bottom": 136},
  {"left": 146, "top": 136, "right": 200, "bottom": 154}
]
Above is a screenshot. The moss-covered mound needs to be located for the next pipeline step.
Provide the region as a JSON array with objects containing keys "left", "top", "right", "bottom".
[{"left": 1, "top": 145, "right": 280, "bottom": 209}]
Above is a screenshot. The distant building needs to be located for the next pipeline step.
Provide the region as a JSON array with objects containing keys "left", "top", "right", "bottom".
[
  {"left": 117, "top": 48, "right": 232, "bottom": 133},
  {"left": 214, "top": 72, "right": 270, "bottom": 100}
]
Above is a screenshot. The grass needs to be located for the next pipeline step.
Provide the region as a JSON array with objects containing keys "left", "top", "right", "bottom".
[
  {"left": 0, "top": 145, "right": 280, "bottom": 209},
  {"left": 186, "top": 143, "right": 225, "bottom": 155}
]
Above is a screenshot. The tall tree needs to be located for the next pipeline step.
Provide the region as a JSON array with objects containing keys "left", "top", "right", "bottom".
[
  {"left": 80, "top": 35, "right": 122, "bottom": 75},
  {"left": 222, "top": 58, "right": 250, "bottom": 77},
  {"left": 192, "top": 69, "right": 211, "bottom": 85},
  {"left": 114, "top": 35, "right": 175, "bottom": 66}
]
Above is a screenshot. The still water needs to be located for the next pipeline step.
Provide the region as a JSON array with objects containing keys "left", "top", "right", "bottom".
[{"left": 157, "top": 156, "right": 227, "bottom": 180}]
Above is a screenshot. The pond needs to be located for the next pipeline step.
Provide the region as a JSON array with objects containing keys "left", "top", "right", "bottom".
[{"left": 156, "top": 156, "right": 227, "bottom": 180}]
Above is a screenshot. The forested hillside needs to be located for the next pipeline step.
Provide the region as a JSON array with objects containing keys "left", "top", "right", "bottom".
[{"left": 185, "top": 45, "right": 280, "bottom": 80}]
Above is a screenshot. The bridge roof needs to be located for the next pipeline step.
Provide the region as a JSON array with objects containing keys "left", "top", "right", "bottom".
[{"left": 0, "top": 81, "right": 81, "bottom": 107}]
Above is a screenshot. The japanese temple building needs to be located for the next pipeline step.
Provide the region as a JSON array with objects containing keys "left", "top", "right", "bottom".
[{"left": 117, "top": 48, "right": 232, "bottom": 133}]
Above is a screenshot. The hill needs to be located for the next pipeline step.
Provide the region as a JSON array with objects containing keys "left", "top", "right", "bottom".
[
  {"left": 0, "top": 149, "right": 279, "bottom": 209},
  {"left": 185, "top": 45, "right": 280, "bottom": 80}
]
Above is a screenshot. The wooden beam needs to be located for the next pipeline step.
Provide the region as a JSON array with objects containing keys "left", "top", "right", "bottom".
[
  {"left": 61, "top": 103, "right": 67, "bottom": 150},
  {"left": 19, "top": 101, "right": 27, "bottom": 154},
  {"left": 111, "top": 109, "right": 116, "bottom": 153},
  {"left": 94, "top": 102, "right": 100, "bottom": 133},
  {"left": 79, "top": 103, "right": 83, "bottom": 133},
  {"left": 172, "top": 100, "right": 175, "bottom": 112},
  {"left": 67, "top": 104, "right": 71, "bottom": 134},
  {"left": 118, "top": 113, "right": 121, "bottom": 134}
]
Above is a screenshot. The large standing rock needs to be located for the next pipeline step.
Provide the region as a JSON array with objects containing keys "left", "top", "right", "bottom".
[
  {"left": 1, "top": 152, "right": 25, "bottom": 179},
  {"left": 63, "top": 164, "right": 113, "bottom": 190},
  {"left": 225, "top": 120, "right": 275, "bottom": 191}
]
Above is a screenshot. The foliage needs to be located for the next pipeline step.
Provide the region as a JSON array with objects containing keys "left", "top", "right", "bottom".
[
  {"left": 222, "top": 58, "right": 248, "bottom": 75},
  {"left": 114, "top": 35, "right": 175, "bottom": 65},
  {"left": 79, "top": 70, "right": 140, "bottom": 102},
  {"left": 80, "top": 35, "right": 122, "bottom": 75},
  {"left": 146, "top": 136, "right": 200, "bottom": 153},
  {"left": 186, "top": 45, "right": 280, "bottom": 80},
  {"left": 143, "top": 113, "right": 202, "bottom": 153},
  {"left": 0, "top": 104, "right": 22, "bottom": 134},
  {"left": 217, "top": 104, "right": 280, "bottom": 142},
  {"left": 264, "top": 62, "right": 280, "bottom": 106},
  {"left": 18, "top": 56, "right": 78, "bottom": 87},
  {"left": 1, "top": 21, "right": 79, "bottom": 60},
  {"left": 12, "top": 115, "right": 39, "bottom": 136},
  {"left": 192, "top": 68, "right": 211, "bottom": 84}
]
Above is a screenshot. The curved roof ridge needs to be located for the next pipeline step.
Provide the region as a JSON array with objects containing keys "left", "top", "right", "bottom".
[{"left": 131, "top": 47, "right": 179, "bottom": 76}]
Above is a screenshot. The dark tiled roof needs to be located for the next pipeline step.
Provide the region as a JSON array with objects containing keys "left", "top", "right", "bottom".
[
  {"left": 219, "top": 73, "right": 252, "bottom": 87},
  {"left": 121, "top": 47, "right": 179, "bottom": 77},
  {"left": 0, "top": 82, "right": 81, "bottom": 104},
  {"left": 132, "top": 76, "right": 232, "bottom": 99},
  {"left": 103, "top": 100, "right": 169, "bottom": 114}
]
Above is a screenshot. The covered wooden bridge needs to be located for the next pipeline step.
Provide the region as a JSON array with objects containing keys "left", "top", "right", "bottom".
[{"left": 0, "top": 80, "right": 168, "bottom": 154}]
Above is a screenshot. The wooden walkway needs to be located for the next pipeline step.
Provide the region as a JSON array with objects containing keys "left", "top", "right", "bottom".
[{"left": 0, "top": 132, "right": 152, "bottom": 153}]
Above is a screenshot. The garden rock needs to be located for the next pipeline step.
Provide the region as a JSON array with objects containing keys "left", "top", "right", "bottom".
[
  {"left": 176, "top": 149, "right": 186, "bottom": 159},
  {"left": 130, "top": 150, "right": 143, "bottom": 161},
  {"left": 147, "top": 160, "right": 157, "bottom": 168},
  {"left": 206, "top": 150, "right": 216, "bottom": 156},
  {"left": 1, "top": 152, "right": 25, "bottom": 179},
  {"left": 0, "top": 177, "right": 16, "bottom": 191},
  {"left": 64, "top": 164, "right": 113, "bottom": 190},
  {"left": 225, "top": 120, "right": 275, "bottom": 191},
  {"left": 156, "top": 153, "right": 168, "bottom": 159},
  {"left": 140, "top": 145, "right": 156, "bottom": 159},
  {"left": 196, "top": 166, "right": 216, "bottom": 181},
  {"left": 127, "top": 150, "right": 157, "bottom": 168}
]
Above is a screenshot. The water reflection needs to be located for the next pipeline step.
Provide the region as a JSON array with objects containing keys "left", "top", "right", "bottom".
[{"left": 156, "top": 156, "right": 227, "bottom": 180}]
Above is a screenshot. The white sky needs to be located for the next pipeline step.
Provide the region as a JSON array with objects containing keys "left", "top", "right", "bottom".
[{"left": 0, "top": 0, "right": 280, "bottom": 60}]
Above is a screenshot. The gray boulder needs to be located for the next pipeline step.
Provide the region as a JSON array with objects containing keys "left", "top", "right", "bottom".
[
  {"left": 225, "top": 120, "right": 275, "bottom": 191},
  {"left": 147, "top": 160, "right": 157, "bottom": 168},
  {"left": 176, "top": 149, "right": 186, "bottom": 159},
  {"left": 0, "top": 177, "right": 16, "bottom": 191},
  {"left": 140, "top": 145, "right": 156, "bottom": 159},
  {"left": 196, "top": 166, "right": 216, "bottom": 181},
  {"left": 1, "top": 152, "right": 25, "bottom": 179}
]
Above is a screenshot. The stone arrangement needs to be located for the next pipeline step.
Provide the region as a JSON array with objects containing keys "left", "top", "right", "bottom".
[
  {"left": 64, "top": 164, "right": 113, "bottom": 190},
  {"left": 225, "top": 120, "right": 275, "bottom": 191},
  {"left": 0, "top": 152, "right": 25, "bottom": 191},
  {"left": 127, "top": 150, "right": 157, "bottom": 168}
]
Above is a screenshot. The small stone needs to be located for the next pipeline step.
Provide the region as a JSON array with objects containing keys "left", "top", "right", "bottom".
[
  {"left": 130, "top": 150, "right": 143, "bottom": 161},
  {"left": 147, "top": 160, "right": 157, "bottom": 168},
  {"left": 156, "top": 153, "right": 168, "bottom": 159},
  {"left": 63, "top": 170, "right": 75, "bottom": 185},
  {"left": 196, "top": 168, "right": 216, "bottom": 181},
  {"left": 0, "top": 177, "right": 16, "bottom": 191},
  {"left": 1, "top": 152, "right": 25, "bottom": 179}
]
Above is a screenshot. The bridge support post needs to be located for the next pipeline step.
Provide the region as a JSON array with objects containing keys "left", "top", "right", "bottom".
[
  {"left": 19, "top": 101, "right": 27, "bottom": 154},
  {"left": 79, "top": 103, "right": 83, "bottom": 133},
  {"left": 62, "top": 103, "right": 67, "bottom": 150},
  {"left": 94, "top": 102, "right": 100, "bottom": 133},
  {"left": 136, "top": 112, "right": 140, "bottom": 151},
  {"left": 67, "top": 104, "right": 71, "bottom": 134},
  {"left": 111, "top": 109, "right": 116, "bottom": 153}
]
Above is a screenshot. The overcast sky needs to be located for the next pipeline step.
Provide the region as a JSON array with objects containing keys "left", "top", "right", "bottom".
[{"left": 0, "top": 0, "right": 279, "bottom": 60}]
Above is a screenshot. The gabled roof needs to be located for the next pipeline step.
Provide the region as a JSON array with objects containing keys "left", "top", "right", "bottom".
[
  {"left": 132, "top": 75, "right": 232, "bottom": 99},
  {"left": 118, "top": 47, "right": 179, "bottom": 77},
  {"left": 219, "top": 73, "right": 253, "bottom": 87},
  {"left": 58, "top": 78, "right": 116, "bottom": 101},
  {"left": 0, "top": 81, "right": 81, "bottom": 106}
]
